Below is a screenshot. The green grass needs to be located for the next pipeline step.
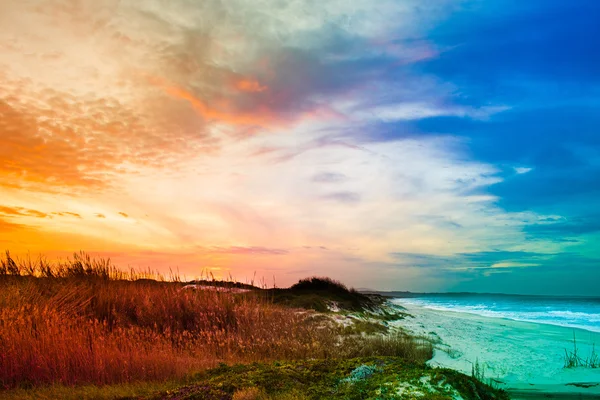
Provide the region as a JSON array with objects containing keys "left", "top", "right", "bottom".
[
  {"left": 563, "top": 332, "right": 599, "bottom": 369},
  {"left": 0, "top": 380, "right": 183, "bottom": 400},
  {"left": 0, "top": 358, "right": 509, "bottom": 400},
  {"left": 139, "top": 357, "right": 509, "bottom": 400}
]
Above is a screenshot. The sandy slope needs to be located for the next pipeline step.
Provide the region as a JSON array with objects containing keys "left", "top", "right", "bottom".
[{"left": 390, "top": 300, "right": 600, "bottom": 398}]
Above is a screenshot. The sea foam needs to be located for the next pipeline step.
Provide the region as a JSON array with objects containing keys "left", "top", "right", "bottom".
[{"left": 395, "top": 294, "right": 600, "bottom": 333}]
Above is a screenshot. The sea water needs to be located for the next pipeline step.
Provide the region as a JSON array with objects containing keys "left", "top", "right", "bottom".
[{"left": 394, "top": 293, "right": 600, "bottom": 333}]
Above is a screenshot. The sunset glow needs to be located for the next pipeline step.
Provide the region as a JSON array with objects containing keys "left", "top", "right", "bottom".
[{"left": 1, "top": 0, "right": 599, "bottom": 294}]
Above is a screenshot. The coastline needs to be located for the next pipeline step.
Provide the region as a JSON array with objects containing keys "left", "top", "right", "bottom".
[{"left": 390, "top": 299, "right": 600, "bottom": 399}]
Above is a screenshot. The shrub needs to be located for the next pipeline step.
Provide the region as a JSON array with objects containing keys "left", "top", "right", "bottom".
[{"left": 290, "top": 277, "right": 350, "bottom": 293}]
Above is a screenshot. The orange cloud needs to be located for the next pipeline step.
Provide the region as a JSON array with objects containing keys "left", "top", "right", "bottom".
[
  {"left": 119, "top": 212, "right": 129, "bottom": 218},
  {"left": 0, "top": 99, "right": 118, "bottom": 191},
  {"left": 235, "top": 78, "right": 268, "bottom": 93},
  {"left": 146, "top": 75, "right": 282, "bottom": 128},
  {"left": 0, "top": 217, "right": 27, "bottom": 231},
  {"left": 0, "top": 206, "right": 50, "bottom": 219},
  {"left": 208, "top": 246, "right": 288, "bottom": 255},
  {"left": 52, "top": 212, "right": 83, "bottom": 219},
  {"left": 0, "top": 82, "right": 217, "bottom": 192}
]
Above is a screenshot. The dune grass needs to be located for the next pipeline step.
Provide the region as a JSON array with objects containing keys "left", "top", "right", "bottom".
[
  {"left": 0, "top": 251, "right": 432, "bottom": 394},
  {"left": 563, "top": 332, "right": 599, "bottom": 369}
]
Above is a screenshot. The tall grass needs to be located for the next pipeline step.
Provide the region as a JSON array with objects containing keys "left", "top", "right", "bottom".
[
  {"left": 563, "top": 332, "right": 599, "bottom": 369},
  {"left": 0, "top": 251, "right": 430, "bottom": 390}
]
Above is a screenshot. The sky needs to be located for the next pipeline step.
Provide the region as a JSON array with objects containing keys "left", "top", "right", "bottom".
[{"left": 1, "top": 0, "right": 599, "bottom": 295}]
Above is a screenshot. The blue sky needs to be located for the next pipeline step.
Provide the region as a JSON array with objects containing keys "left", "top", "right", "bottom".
[
  {"left": 1, "top": 0, "right": 599, "bottom": 295},
  {"left": 396, "top": 0, "right": 600, "bottom": 294}
]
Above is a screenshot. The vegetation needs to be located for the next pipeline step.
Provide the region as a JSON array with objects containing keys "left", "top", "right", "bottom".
[
  {"left": 267, "top": 276, "right": 383, "bottom": 312},
  {"left": 341, "top": 320, "right": 390, "bottom": 335},
  {"left": 471, "top": 358, "right": 486, "bottom": 383},
  {"left": 0, "top": 253, "right": 423, "bottom": 388},
  {"left": 0, "top": 251, "right": 507, "bottom": 400},
  {"left": 0, "top": 252, "right": 323, "bottom": 389},
  {"left": 563, "top": 332, "right": 599, "bottom": 369},
  {"left": 141, "top": 357, "right": 509, "bottom": 400}
]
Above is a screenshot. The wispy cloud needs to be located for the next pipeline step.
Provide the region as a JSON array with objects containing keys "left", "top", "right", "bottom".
[
  {"left": 0, "top": 206, "right": 50, "bottom": 219},
  {"left": 0, "top": 217, "right": 27, "bottom": 231},
  {"left": 389, "top": 250, "right": 552, "bottom": 274},
  {"left": 312, "top": 172, "right": 347, "bottom": 183},
  {"left": 356, "top": 103, "right": 509, "bottom": 122},
  {"left": 208, "top": 246, "right": 289, "bottom": 256},
  {"left": 322, "top": 192, "right": 361, "bottom": 204},
  {"left": 52, "top": 212, "right": 83, "bottom": 219}
]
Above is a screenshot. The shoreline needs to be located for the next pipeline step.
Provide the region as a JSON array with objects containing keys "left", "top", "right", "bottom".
[
  {"left": 508, "top": 389, "right": 600, "bottom": 400},
  {"left": 396, "top": 300, "right": 600, "bottom": 334},
  {"left": 390, "top": 299, "right": 600, "bottom": 399}
]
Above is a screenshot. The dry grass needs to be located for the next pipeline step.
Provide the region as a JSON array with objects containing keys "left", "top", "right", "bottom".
[
  {"left": 0, "top": 251, "right": 431, "bottom": 391},
  {"left": 0, "top": 252, "right": 334, "bottom": 389},
  {"left": 232, "top": 387, "right": 266, "bottom": 400}
]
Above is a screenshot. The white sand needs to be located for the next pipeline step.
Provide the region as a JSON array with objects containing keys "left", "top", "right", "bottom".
[{"left": 390, "top": 299, "right": 600, "bottom": 398}]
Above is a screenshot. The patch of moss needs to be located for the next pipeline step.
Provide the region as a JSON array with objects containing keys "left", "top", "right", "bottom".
[{"left": 143, "top": 357, "right": 509, "bottom": 400}]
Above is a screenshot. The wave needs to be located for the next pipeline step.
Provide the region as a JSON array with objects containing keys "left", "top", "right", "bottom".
[{"left": 394, "top": 297, "right": 600, "bottom": 333}]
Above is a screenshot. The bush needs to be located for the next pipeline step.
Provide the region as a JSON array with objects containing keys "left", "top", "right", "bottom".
[
  {"left": 290, "top": 277, "right": 351, "bottom": 293},
  {"left": 271, "top": 277, "right": 376, "bottom": 312}
]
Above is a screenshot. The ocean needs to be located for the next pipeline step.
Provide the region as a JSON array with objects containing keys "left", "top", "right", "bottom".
[{"left": 391, "top": 293, "right": 600, "bottom": 333}]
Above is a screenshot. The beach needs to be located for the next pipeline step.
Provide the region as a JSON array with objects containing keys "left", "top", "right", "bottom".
[{"left": 391, "top": 299, "right": 600, "bottom": 399}]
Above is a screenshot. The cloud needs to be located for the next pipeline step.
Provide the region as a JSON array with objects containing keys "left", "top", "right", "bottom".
[
  {"left": 0, "top": 206, "right": 50, "bottom": 219},
  {"left": 390, "top": 250, "right": 550, "bottom": 271},
  {"left": 449, "top": 252, "right": 600, "bottom": 295},
  {"left": 0, "top": 100, "right": 116, "bottom": 190},
  {"left": 0, "top": 0, "right": 462, "bottom": 193},
  {"left": 118, "top": 212, "right": 129, "bottom": 218},
  {"left": 52, "top": 212, "right": 83, "bottom": 219},
  {"left": 407, "top": 0, "right": 600, "bottom": 236},
  {"left": 357, "top": 102, "right": 509, "bottom": 122},
  {"left": 407, "top": 104, "right": 600, "bottom": 221},
  {"left": 312, "top": 172, "right": 347, "bottom": 183},
  {"left": 0, "top": 217, "right": 27, "bottom": 231},
  {"left": 514, "top": 167, "right": 533, "bottom": 174},
  {"left": 525, "top": 215, "right": 600, "bottom": 237},
  {"left": 235, "top": 78, "right": 268, "bottom": 93},
  {"left": 322, "top": 191, "right": 361, "bottom": 204},
  {"left": 208, "top": 246, "right": 289, "bottom": 256}
]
